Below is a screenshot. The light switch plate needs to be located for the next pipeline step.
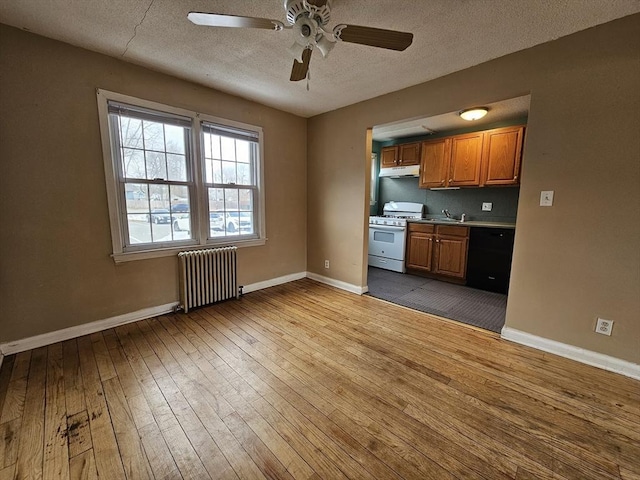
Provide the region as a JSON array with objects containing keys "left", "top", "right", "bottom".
[
  {"left": 482, "top": 202, "right": 493, "bottom": 211},
  {"left": 540, "top": 190, "right": 554, "bottom": 207}
]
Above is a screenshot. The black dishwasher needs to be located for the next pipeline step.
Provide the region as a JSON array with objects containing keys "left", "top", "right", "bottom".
[{"left": 466, "top": 227, "right": 515, "bottom": 294}]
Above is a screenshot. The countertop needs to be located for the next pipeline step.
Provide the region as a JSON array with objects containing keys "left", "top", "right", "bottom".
[{"left": 408, "top": 219, "right": 516, "bottom": 229}]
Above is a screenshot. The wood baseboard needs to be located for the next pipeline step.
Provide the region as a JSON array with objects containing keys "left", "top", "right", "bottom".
[{"left": 501, "top": 326, "right": 640, "bottom": 380}]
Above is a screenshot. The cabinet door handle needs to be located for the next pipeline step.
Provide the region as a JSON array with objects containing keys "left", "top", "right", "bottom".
[
  {"left": 514, "top": 175, "right": 518, "bottom": 179},
  {"left": 449, "top": 179, "right": 453, "bottom": 182},
  {"left": 436, "top": 239, "right": 440, "bottom": 243}
]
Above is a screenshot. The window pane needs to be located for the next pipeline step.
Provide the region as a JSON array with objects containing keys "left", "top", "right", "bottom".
[
  {"left": 149, "top": 184, "right": 170, "bottom": 207},
  {"left": 169, "top": 185, "right": 191, "bottom": 240},
  {"left": 237, "top": 163, "right": 251, "bottom": 185},
  {"left": 212, "top": 135, "right": 221, "bottom": 159},
  {"left": 145, "top": 151, "right": 167, "bottom": 180},
  {"left": 224, "top": 189, "right": 239, "bottom": 210},
  {"left": 239, "top": 189, "right": 253, "bottom": 211},
  {"left": 164, "top": 125, "right": 185, "bottom": 154},
  {"left": 128, "top": 215, "right": 150, "bottom": 244},
  {"left": 119, "top": 117, "right": 144, "bottom": 149},
  {"left": 238, "top": 189, "right": 254, "bottom": 235},
  {"left": 167, "top": 154, "right": 187, "bottom": 181},
  {"left": 125, "top": 183, "right": 149, "bottom": 244},
  {"left": 236, "top": 140, "right": 250, "bottom": 163},
  {"left": 170, "top": 185, "right": 190, "bottom": 210},
  {"left": 221, "top": 136, "right": 235, "bottom": 161},
  {"left": 205, "top": 158, "right": 223, "bottom": 184},
  {"left": 203, "top": 132, "right": 212, "bottom": 159},
  {"left": 212, "top": 160, "right": 222, "bottom": 183},
  {"left": 222, "top": 161, "right": 236, "bottom": 184},
  {"left": 143, "top": 120, "right": 165, "bottom": 151},
  {"left": 208, "top": 188, "right": 224, "bottom": 237},
  {"left": 122, "top": 148, "right": 145, "bottom": 179}
]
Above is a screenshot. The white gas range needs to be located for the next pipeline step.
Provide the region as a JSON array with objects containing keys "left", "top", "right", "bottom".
[{"left": 368, "top": 202, "right": 425, "bottom": 273}]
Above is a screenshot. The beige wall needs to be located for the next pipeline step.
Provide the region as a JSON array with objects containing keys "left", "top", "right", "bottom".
[
  {"left": 307, "top": 15, "right": 640, "bottom": 363},
  {"left": 0, "top": 25, "right": 307, "bottom": 343}
]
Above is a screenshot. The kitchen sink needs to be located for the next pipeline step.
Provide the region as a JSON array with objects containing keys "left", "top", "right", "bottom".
[{"left": 425, "top": 217, "right": 461, "bottom": 223}]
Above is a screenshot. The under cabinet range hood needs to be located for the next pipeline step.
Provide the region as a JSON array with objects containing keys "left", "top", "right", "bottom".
[{"left": 378, "top": 165, "right": 420, "bottom": 178}]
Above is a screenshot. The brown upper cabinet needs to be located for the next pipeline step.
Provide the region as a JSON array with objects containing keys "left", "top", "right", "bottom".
[
  {"left": 449, "top": 132, "right": 484, "bottom": 186},
  {"left": 419, "top": 138, "right": 450, "bottom": 188},
  {"left": 419, "top": 125, "right": 525, "bottom": 189},
  {"left": 381, "top": 145, "right": 399, "bottom": 167},
  {"left": 381, "top": 142, "right": 421, "bottom": 167},
  {"left": 481, "top": 125, "right": 524, "bottom": 186}
]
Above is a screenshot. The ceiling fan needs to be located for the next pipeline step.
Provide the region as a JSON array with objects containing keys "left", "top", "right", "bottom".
[{"left": 188, "top": 0, "right": 414, "bottom": 82}]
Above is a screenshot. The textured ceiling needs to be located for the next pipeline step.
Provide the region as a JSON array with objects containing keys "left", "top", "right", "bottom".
[{"left": 1, "top": 1, "right": 639, "bottom": 118}]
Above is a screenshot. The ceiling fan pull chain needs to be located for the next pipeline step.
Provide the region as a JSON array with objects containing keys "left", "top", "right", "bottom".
[{"left": 306, "top": 68, "right": 310, "bottom": 91}]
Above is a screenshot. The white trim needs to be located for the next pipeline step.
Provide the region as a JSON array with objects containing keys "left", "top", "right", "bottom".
[
  {"left": 0, "top": 271, "right": 364, "bottom": 358},
  {"left": 306, "top": 272, "right": 367, "bottom": 295},
  {"left": 111, "top": 238, "right": 267, "bottom": 263},
  {"left": 501, "top": 326, "right": 640, "bottom": 380},
  {"left": 241, "top": 272, "right": 307, "bottom": 294},
  {"left": 0, "top": 303, "right": 178, "bottom": 356},
  {"left": 96, "top": 89, "right": 267, "bottom": 262}
]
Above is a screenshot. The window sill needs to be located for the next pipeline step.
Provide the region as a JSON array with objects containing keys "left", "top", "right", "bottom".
[{"left": 111, "top": 237, "right": 267, "bottom": 263}]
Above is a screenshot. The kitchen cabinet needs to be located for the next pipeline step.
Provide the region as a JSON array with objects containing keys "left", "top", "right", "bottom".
[
  {"left": 406, "top": 223, "right": 469, "bottom": 280},
  {"left": 419, "top": 138, "right": 450, "bottom": 188},
  {"left": 381, "top": 142, "right": 421, "bottom": 167},
  {"left": 397, "top": 142, "right": 421, "bottom": 165},
  {"left": 481, "top": 125, "right": 524, "bottom": 186},
  {"left": 449, "top": 132, "right": 483, "bottom": 186},
  {"left": 419, "top": 125, "right": 525, "bottom": 189},
  {"left": 381, "top": 146, "right": 399, "bottom": 167},
  {"left": 419, "top": 132, "right": 483, "bottom": 188},
  {"left": 406, "top": 223, "right": 435, "bottom": 271}
]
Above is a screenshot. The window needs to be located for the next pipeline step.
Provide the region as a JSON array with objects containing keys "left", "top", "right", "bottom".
[
  {"left": 370, "top": 152, "right": 378, "bottom": 206},
  {"left": 97, "top": 90, "right": 265, "bottom": 262}
]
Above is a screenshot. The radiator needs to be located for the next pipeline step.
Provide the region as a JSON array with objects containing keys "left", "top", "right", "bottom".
[{"left": 178, "top": 246, "right": 238, "bottom": 313}]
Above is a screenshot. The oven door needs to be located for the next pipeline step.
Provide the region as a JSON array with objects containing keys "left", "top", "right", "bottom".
[{"left": 368, "top": 225, "right": 406, "bottom": 260}]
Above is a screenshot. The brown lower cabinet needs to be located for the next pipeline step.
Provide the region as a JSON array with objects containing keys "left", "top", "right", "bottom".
[{"left": 406, "top": 223, "right": 469, "bottom": 280}]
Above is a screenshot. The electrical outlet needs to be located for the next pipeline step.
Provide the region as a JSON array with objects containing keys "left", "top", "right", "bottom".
[
  {"left": 324, "top": 260, "right": 330, "bottom": 269},
  {"left": 595, "top": 318, "right": 613, "bottom": 336},
  {"left": 540, "top": 190, "right": 554, "bottom": 206},
  {"left": 482, "top": 202, "right": 492, "bottom": 211}
]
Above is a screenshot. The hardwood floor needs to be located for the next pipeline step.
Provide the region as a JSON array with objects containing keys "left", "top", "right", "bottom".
[{"left": 0, "top": 278, "right": 638, "bottom": 479}]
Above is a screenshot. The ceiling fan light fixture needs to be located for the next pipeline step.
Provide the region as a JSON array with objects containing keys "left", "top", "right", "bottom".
[
  {"left": 315, "top": 35, "right": 335, "bottom": 58},
  {"left": 288, "top": 41, "right": 307, "bottom": 61},
  {"left": 459, "top": 107, "right": 489, "bottom": 121}
]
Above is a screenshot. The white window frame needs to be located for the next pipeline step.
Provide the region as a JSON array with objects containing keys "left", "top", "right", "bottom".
[{"left": 97, "top": 89, "right": 266, "bottom": 263}]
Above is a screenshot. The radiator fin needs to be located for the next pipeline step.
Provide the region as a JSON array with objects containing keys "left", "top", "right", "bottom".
[{"left": 178, "top": 246, "right": 238, "bottom": 313}]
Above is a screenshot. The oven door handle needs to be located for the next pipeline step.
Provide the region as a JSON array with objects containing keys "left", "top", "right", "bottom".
[{"left": 370, "top": 225, "right": 406, "bottom": 232}]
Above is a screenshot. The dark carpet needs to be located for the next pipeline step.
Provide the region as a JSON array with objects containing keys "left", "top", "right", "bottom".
[{"left": 366, "top": 267, "right": 507, "bottom": 333}]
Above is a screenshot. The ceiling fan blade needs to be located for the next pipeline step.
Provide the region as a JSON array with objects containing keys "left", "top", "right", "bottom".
[
  {"left": 290, "top": 48, "right": 312, "bottom": 81},
  {"left": 188, "top": 12, "right": 284, "bottom": 30},
  {"left": 334, "top": 24, "right": 413, "bottom": 51}
]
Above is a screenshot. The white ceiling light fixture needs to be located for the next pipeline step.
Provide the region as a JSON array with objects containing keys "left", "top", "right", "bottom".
[{"left": 459, "top": 107, "right": 489, "bottom": 121}]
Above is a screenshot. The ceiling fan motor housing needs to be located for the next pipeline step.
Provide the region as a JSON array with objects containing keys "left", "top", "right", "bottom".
[{"left": 285, "top": 0, "right": 332, "bottom": 26}]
